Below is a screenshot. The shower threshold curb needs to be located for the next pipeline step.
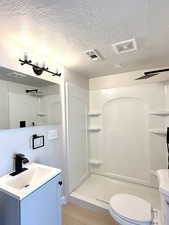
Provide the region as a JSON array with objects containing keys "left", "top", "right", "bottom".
[{"left": 69, "top": 192, "right": 109, "bottom": 214}]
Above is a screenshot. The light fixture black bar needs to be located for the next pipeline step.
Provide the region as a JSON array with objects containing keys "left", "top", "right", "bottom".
[
  {"left": 144, "top": 68, "right": 169, "bottom": 76},
  {"left": 136, "top": 67, "right": 169, "bottom": 80},
  {"left": 19, "top": 59, "right": 61, "bottom": 77},
  {"left": 135, "top": 73, "right": 157, "bottom": 80},
  {"left": 26, "top": 89, "right": 38, "bottom": 93}
]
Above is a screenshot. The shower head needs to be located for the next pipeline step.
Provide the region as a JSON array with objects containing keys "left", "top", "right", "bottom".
[
  {"left": 136, "top": 67, "right": 169, "bottom": 80},
  {"left": 26, "top": 89, "right": 44, "bottom": 96}
]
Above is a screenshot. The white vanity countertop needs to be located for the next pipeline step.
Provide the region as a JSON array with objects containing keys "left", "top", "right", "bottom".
[
  {"left": 156, "top": 169, "right": 169, "bottom": 196},
  {"left": 0, "top": 163, "right": 61, "bottom": 200}
]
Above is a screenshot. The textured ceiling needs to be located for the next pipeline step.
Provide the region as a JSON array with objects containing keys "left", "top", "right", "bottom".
[{"left": 0, "top": 0, "right": 169, "bottom": 77}]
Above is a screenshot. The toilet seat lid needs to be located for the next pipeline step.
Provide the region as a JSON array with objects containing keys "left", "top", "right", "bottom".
[{"left": 110, "top": 194, "right": 152, "bottom": 224}]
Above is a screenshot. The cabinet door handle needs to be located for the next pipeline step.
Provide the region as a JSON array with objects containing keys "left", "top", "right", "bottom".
[
  {"left": 58, "top": 181, "right": 62, "bottom": 186},
  {"left": 166, "top": 201, "right": 169, "bottom": 206}
]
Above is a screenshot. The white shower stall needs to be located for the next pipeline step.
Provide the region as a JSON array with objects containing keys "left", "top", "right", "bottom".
[
  {"left": 65, "top": 83, "right": 89, "bottom": 193},
  {"left": 65, "top": 81, "right": 168, "bottom": 210}
]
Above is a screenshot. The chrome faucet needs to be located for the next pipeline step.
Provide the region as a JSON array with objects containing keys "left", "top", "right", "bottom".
[{"left": 10, "top": 154, "right": 29, "bottom": 176}]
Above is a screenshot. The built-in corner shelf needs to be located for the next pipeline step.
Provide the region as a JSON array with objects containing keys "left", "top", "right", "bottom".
[
  {"left": 88, "top": 112, "right": 101, "bottom": 117},
  {"left": 151, "top": 170, "right": 157, "bottom": 177},
  {"left": 88, "top": 128, "right": 101, "bottom": 132},
  {"left": 149, "top": 129, "right": 167, "bottom": 135},
  {"left": 37, "top": 113, "right": 48, "bottom": 117},
  {"left": 89, "top": 160, "right": 103, "bottom": 166},
  {"left": 149, "top": 111, "right": 169, "bottom": 116}
]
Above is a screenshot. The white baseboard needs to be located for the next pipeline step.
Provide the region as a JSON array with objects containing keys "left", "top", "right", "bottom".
[{"left": 61, "top": 196, "right": 67, "bottom": 205}]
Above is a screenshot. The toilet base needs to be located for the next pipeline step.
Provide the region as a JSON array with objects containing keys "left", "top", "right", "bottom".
[{"left": 109, "top": 208, "right": 161, "bottom": 225}]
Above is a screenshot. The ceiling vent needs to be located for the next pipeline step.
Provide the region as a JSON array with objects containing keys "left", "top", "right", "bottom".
[
  {"left": 112, "top": 38, "right": 137, "bottom": 54},
  {"left": 85, "top": 49, "right": 103, "bottom": 61}
]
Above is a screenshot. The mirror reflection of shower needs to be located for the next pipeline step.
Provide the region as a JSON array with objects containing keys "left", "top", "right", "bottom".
[{"left": 0, "top": 66, "right": 61, "bottom": 129}]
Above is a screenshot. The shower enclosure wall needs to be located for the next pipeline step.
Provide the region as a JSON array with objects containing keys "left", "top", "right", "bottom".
[
  {"left": 65, "top": 83, "right": 89, "bottom": 193},
  {"left": 66, "top": 81, "right": 169, "bottom": 210},
  {"left": 89, "top": 82, "right": 168, "bottom": 187}
]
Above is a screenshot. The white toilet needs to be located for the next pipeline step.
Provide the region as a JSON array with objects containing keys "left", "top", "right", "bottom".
[{"left": 109, "top": 169, "right": 169, "bottom": 225}]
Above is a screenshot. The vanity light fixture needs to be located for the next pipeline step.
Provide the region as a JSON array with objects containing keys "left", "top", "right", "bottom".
[{"left": 19, "top": 53, "right": 61, "bottom": 77}]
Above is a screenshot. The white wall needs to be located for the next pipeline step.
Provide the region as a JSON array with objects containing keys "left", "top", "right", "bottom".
[
  {"left": 0, "top": 65, "right": 89, "bottom": 199},
  {"left": 66, "top": 83, "right": 89, "bottom": 193},
  {"left": 63, "top": 67, "right": 89, "bottom": 90},
  {"left": 90, "top": 69, "right": 169, "bottom": 90},
  {"left": 0, "top": 71, "right": 63, "bottom": 177},
  {"left": 0, "top": 125, "right": 63, "bottom": 176},
  {"left": 89, "top": 71, "right": 169, "bottom": 187},
  {"left": 9, "top": 92, "right": 39, "bottom": 128},
  {"left": 0, "top": 80, "right": 61, "bottom": 129},
  {"left": 0, "top": 80, "right": 41, "bottom": 129},
  {"left": 39, "top": 94, "right": 61, "bottom": 125},
  {"left": 58, "top": 67, "right": 89, "bottom": 196},
  {"left": 0, "top": 82, "right": 9, "bottom": 129}
]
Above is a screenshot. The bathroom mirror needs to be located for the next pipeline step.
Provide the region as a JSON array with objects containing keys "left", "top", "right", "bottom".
[{"left": 0, "top": 66, "right": 61, "bottom": 130}]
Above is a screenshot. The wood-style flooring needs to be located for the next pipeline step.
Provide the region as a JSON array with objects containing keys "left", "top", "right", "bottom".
[{"left": 62, "top": 203, "right": 118, "bottom": 225}]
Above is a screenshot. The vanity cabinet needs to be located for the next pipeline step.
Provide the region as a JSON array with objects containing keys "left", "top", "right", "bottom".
[{"left": 0, "top": 174, "right": 62, "bottom": 225}]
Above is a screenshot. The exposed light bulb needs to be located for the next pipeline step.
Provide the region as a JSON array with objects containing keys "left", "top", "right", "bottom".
[
  {"left": 24, "top": 52, "right": 28, "bottom": 61},
  {"left": 56, "top": 64, "right": 62, "bottom": 74},
  {"left": 42, "top": 61, "right": 46, "bottom": 68},
  {"left": 55, "top": 66, "right": 59, "bottom": 74}
]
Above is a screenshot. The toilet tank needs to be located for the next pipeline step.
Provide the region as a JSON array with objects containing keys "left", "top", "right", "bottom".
[{"left": 157, "top": 170, "right": 169, "bottom": 225}]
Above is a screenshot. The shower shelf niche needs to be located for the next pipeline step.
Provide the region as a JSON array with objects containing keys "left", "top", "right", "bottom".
[
  {"left": 149, "top": 129, "right": 166, "bottom": 135},
  {"left": 88, "top": 112, "right": 101, "bottom": 117},
  {"left": 89, "top": 160, "right": 103, "bottom": 166},
  {"left": 88, "top": 128, "right": 101, "bottom": 132},
  {"left": 149, "top": 111, "right": 169, "bottom": 116},
  {"left": 37, "top": 113, "right": 48, "bottom": 117}
]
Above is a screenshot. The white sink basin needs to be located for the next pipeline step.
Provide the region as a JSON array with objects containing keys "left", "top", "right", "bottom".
[{"left": 0, "top": 163, "right": 61, "bottom": 199}]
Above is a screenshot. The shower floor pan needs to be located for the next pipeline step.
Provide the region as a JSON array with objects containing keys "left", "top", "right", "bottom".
[{"left": 70, "top": 174, "right": 160, "bottom": 212}]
